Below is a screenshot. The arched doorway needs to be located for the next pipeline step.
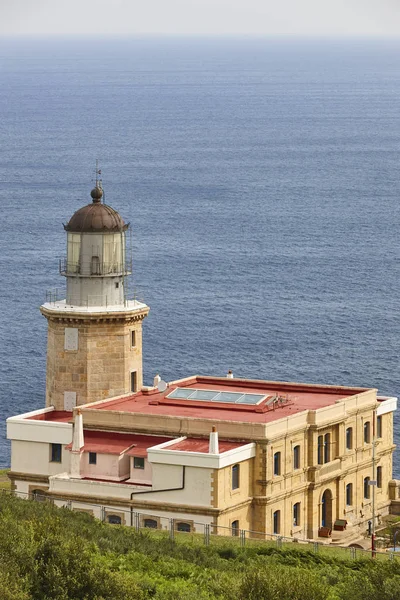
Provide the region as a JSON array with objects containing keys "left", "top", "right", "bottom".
[{"left": 321, "top": 489, "right": 333, "bottom": 528}]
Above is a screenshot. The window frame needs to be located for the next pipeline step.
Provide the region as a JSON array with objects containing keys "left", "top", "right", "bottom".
[
  {"left": 273, "top": 451, "right": 281, "bottom": 476},
  {"left": 377, "top": 466, "right": 382, "bottom": 489},
  {"left": 273, "top": 510, "right": 281, "bottom": 535},
  {"left": 364, "top": 476, "right": 371, "bottom": 499},
  {"left": 133, "top": 456, "right": 145, "bottom": 470},
  {"left": 88, "top": 452, "right": 97, "bottom": 465},
  {"left": 317, "top": 435, "right": 324, "bottom": 465},
  {"left": 346, "top": 427, "right": 353, "bottom": 450},
  {"left": 346, "top": 483, "right": 353, "bottom": 506},
  {"left": 131, "top": 371, "right": 137, "bottom": 393},
  {"left": 364, "top": 421, "right": 371, "bottom": 444},
  {"left": 293, "top": 502, "right": 300, "bottom": 527},
  {"left": 324, "top": 433, "right": 331, "bottom": 463},
  {"left": 50, "top": 443, "right": 62, "bottom": 463},
  {"left": 293, "top": 445, "right": 300, "bottom": 470},
  {"left": 377, "top": 416, "right": 382, "bottom": 439},
  {"left": 131, "top": 330, "right": 136, "bottom": 348},
  {"left": 231, "top": 520, "right": 240, "bottom": 536},
  {"left": 232, "top": 464, "right": 240, "bottom": 490}
]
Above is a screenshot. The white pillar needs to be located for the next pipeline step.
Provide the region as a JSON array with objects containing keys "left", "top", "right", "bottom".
[{"left": 71, "top": 409, "right": 84, "bottom": 478}]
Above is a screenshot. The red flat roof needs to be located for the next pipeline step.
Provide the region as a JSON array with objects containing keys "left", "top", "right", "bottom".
[
  {"left": 166, "top": 439, "right": 245, "bottom": 453},
  {"left": 66, "top": 431, "right": 172, "bottom": 455},
  {"left": 91, "top": 376, "right": 369, "bottom": 424},
  {"left": 27, "top": 411, "right": 73, "bottom": 423}
]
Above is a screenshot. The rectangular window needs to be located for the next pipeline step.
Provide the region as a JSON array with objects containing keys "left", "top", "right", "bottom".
[
  {"left": 232, "top": 464, "right": 240, "bottom": 490},
  {"left": 50, "top": 443, "right": 62, "bottom": 463},
  {"left": 131, "top": 330, "right": 136, "bottom": 348},
  {"left": 131, "top": 371, "right": 137, "bottom": 393},
  {"left": 317, "top": 436, "right": 323, "bottom": 465},
  {"left": 293, "top": 502, "right": 300, "bottom": 527},
  {"left": 377, "top": 466, "right": 382, "bottom": 488},
  {"left": 346, "top": 427, "right": 353, "bottom": 450},
  {"left": 89, "top": 452, "right": 97, "bottom": 465},
  {"left": 377, "top": 416, "right": 382, "bottom": 439},
  {"left": 293, "top": 445, "right": 300, "bottom": 470},
  {"left": 346, "top": 483, "right": 353, "bottom": 506},
  {"left": 364, "top": 477, "right": 371, "bottom": 499},
  {"left": 364, "top": 421, "right": 371, "bottom": 444},
  {"left": 133, "top": 457, "right": 145, "bottom": 470},
  {"left": 324, "top": 433, "right": 330, "bottom": 463},
  {"left": 273, "top": 510, "right": 281, "bottom": 535},
  {"left": 273, "top": 452, "right": 281, "bottom": 476}
]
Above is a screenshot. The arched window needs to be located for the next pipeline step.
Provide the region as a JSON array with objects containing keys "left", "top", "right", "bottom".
[
  {"left": 107, "top": 515, "right": 122, "bottom": 525},
  {"left": 293, "top": 502, "right": 300, "bottom": 527},
  {"left": 346, "top": 483, "right": 353, "bottom": 506},
  {"left": 274, "top": 452, "right": 281, "bottom": 476},
  {"left": 324, "top": 433, "right": 331, "bottom": 463},
  {"left": 232, "top": 464, "right": 240, "bottom": 490},
  {"left": 377, "top": 466, "right": 382, "bottom": 488},
  {"left": 273, "top": 510, "right": 281, "bottom": 535},
  {"left": 364, "top": 477, "right": 371, "bottom": 499},
  {"left": 346, "top": 427, "right": 353, "bottom": 450},
  {"left": 317, "top": 436, "right": 324, "bottom": 465},
  {"left": 143, "top": 518, "right": 158, "bottom": 529},
  {"left": 364, "top": 421, "right": 371, "bottom": 444},
  {"left": 377, "top": 416, "right": 382, "bottom": 438},
  {"left": 176, "top": 522, "right": 191, "bottom": 532},
  {"left": 231, "top": 520, "right": 240, "bottom": 536},
  {"left": 293, "top": 445, "right": 300, "bottom": 470}
]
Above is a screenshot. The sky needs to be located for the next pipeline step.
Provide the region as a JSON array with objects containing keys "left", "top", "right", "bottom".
[{"left": 0, "top": 0, "right": 399, "bottom": 37}]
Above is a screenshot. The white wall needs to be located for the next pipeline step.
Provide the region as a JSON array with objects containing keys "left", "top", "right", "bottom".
[{"left": 11, "top": 440, "right": 70, "bottom": 476}]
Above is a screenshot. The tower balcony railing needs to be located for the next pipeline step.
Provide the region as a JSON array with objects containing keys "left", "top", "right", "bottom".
[
  {"left": 44, "top": 288, "right": 145, "bottom": 308},
  {"left": 59, "top": 257, "right": 132, "bottom": 277}
]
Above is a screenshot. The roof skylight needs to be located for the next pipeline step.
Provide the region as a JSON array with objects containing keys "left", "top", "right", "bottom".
[{"left": 167, "top": 388, "right": 266, "bottom": 405}]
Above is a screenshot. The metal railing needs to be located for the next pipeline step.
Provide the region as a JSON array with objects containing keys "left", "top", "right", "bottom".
[
  {"left": 59, "top": 258, "right": 132, "bottom": 277},
  {"left": 4, "top": 488, "right": 400, "bottom": 562},
  {"left": 44, "top": 288, "right": 145, "bottom": 308}
]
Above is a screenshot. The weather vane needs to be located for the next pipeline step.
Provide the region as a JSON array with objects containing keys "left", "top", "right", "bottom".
[{"left": 95, "top": 159, "right": 102, "bottom": 189}]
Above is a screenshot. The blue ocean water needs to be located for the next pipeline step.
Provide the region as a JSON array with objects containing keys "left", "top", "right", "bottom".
[{"left": 0, "top": 38, "right": 400, "bottom": 472}]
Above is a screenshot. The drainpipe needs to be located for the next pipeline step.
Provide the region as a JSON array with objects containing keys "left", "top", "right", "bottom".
[
  {"left": 371, "top": 409, "right": 376, "bottom": 558},
  {"left": 129, "top": 466, "right": 186, "bottom": 526}
]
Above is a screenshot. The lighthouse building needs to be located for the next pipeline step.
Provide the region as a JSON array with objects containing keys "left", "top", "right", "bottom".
[{"left": 6, "top": 178, "right": 400, "bottom": 543}]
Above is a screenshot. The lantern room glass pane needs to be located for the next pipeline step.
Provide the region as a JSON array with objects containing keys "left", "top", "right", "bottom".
[{"left": 67, "top": 233, "right": 81, "bottom": 268}]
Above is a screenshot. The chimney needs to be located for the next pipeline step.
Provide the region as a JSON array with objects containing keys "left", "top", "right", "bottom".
[
  {"left": 227, "top": 370, "right": 233, "bottom": 379},
  {"left": 153, "top": 374, "right": 161, "bottom": 388},
  {"left": 71, "top": 409, "right": 84, "bottom": 479},
  {"left": 209, "top": 426, "right": 219, "bottom": 454}
]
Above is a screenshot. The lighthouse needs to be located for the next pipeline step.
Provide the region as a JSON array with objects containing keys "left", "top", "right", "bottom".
[{"left": 40, "top": 175, "right": 149, "bottom": 410}]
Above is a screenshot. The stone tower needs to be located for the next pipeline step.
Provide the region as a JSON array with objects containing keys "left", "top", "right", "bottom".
[{"left": 40, "top": 178, "right": 149, "bottom": 410}]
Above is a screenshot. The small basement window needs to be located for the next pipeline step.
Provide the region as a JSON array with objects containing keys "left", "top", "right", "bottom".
[
  {"left": 144, "top": 518, "right": 158, "bottom": 529},
  {"left": 89, "top": 452, "right": 97, "bottom": 465},
  {"left": 107, "top": 515, "right": 122, "bottom": 525},
  {"left": 133, "top": 457, "right": 145, "bottom": 469}
]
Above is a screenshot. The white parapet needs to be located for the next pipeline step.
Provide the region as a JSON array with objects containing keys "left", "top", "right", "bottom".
[{"left": 7, "top": 408, "right": 73, "bottom": 445}]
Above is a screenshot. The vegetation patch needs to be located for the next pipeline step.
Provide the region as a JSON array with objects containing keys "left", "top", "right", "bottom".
[{"left": 1, "top": 493, "right": 400, "bottom": 599}]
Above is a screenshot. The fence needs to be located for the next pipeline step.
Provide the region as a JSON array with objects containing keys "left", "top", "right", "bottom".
[{"left": 3, "top": 488, "right": 400, "bottom": 562}]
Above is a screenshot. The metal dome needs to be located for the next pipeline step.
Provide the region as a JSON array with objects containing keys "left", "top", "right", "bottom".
[{"left": 64, "top": 190, "right": 128, "bottom": 233}]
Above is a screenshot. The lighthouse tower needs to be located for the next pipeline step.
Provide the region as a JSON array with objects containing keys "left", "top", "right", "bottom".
[{"left": 40, "top": 178, "right": 149, "bottom": 411}]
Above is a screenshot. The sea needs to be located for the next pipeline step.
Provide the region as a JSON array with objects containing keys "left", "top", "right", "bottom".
[{"left": 0, "top": 37, "right": 400, "bottom": 472}]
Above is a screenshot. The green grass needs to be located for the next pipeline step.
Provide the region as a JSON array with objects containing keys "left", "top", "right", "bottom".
[
  {"left": 0, "top": 469, "right": 10, "bottom": 490},
  {"left": 2, "top": 492, "right": 400, "bottom": 599}
]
